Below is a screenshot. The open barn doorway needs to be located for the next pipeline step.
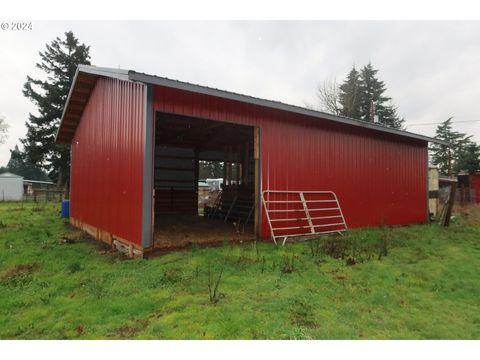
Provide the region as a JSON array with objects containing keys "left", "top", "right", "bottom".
[{"left": 153, "top": 112, "right": 259, "bottom": 250}]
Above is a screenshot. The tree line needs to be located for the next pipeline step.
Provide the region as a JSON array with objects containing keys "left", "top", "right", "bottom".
[{"left": 1, "top": 31, "right": 90, "bottom": 186}]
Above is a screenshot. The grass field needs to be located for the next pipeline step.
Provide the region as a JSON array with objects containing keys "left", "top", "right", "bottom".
[{"left": 0, "top": 202, "right": 479, "bottom": 339}]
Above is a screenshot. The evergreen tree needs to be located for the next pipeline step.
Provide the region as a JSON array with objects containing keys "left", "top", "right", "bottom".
[
  {"left": 358, "top": 63, "right": 404, "bottom": 129},
  {"left": 6, "top": 145, "right": 50, "bottom": 181},
  {"left": 21, "top": 31, "right": 90, "bottom": 187},
  {"left": 338, "top": 66, "right": 362, "bottom": 119},
  {"left": 430, "top": 117, "right": 473, "bottom": 175},
  {"left": 455, "top": 141, "right": 480, "bottom": 174},
  {"left": 335, "top": 63, "right": 405, "bottom": 129}
]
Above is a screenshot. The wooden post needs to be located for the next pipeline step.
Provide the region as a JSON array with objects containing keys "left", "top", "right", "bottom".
[
  {"left": 244, "top": 141, "right": 250, "bottom": 186},
  {"left": 448, "top": 147, "right": 452, "bottom": 177},
  {"left": 223, "top": 146, "right": 227, "bottom": 189},
  {"left": 443, "top": 180, "right": 457, "bottom": 227},
  {"left": 236, "top": 144, "right": 241, "bottom": 186},
  {"left": 227, "top": 146, "right": 233, "bottom": 187},
  {"left": 194, "top": 148, "right": 199, "bottom": 214}
]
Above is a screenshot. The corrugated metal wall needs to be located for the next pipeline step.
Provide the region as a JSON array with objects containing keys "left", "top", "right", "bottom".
[
  {"left": 71, "top": 78, "right": 145, "bottom": 247},
  {"left": 470, "top": 174, "right": 480, "bottom": 203},
  {"left": 154, "top": 146, "right": 197, "bottom": 214},
  {"left": 153, "top": 85, "right": 428, "bottom": 239}
]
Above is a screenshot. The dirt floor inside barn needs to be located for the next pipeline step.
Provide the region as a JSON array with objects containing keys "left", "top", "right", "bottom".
[{"left": 154, "top": 215, "right": 254, "bottom": 250}]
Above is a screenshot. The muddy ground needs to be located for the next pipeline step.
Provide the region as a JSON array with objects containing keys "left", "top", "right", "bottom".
[{"left": 154, "top": 215, "right": 254, "bottom": 249}]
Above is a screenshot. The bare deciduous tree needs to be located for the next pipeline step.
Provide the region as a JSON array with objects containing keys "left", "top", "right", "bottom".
[
  {"left": 0, "top": 114, "right": 9, "bottom": 144},
  {"left": 316, "top": 78, "right": 341, "bottom": 115}
]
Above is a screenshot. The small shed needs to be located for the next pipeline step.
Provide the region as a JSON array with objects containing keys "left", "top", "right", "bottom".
[
  {"left": 0, "top": 172, "right": 24, "bottom": 201},
  {"left": 55, "top": 65, "right": 447, "bottom": 257},
  {"left": 457, "top": 173, "right": 480, "bottom": 204}
]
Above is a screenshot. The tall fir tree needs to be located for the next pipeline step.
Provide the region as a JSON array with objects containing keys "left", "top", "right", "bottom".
[
  {"left": 430, "top": 117, "right": 473, "bottom": 175},
  {"left": 338, "top": 66, "right": 362, "bottom": 119},
  {"left": 335, "top": 63, "right": 405, "bottom": 129},
  {"left": 21, "top": 31, "right": 91, "bottom": 187},
  {"left": 358, "top": 63, "right": 404, "bottom": 129}
]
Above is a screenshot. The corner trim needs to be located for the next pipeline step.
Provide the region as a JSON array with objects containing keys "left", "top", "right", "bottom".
[{"left": 141, "top": 84, "right": 154, "bottom": 249}]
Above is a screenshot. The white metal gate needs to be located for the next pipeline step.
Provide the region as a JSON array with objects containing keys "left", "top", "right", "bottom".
[{"left": 261, "top": 190, "right": 347, "bottom": 245}]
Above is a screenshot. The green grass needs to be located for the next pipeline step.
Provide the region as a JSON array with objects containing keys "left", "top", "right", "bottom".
[{"left": 0, "top": 201, "right": 479, "bottom": 339}]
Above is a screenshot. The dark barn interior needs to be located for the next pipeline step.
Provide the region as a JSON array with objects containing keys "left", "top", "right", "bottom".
[{"left": 153, "top": 112, "right": 258, "bottom": 249}]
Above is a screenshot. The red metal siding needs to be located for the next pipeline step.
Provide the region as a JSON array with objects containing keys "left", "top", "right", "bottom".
[
  {"left": 71, "top": 78, "right": 145, "bottom": 246},
  {"left": 470, "top": 174, "right": 480, "bottom": 203},
  {"left": 153, "top": 85, "right": 428, "bottom": 239}
]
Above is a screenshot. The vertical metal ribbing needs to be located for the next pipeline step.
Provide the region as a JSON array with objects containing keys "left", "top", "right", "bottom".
[{"left": 261, "top": 190, "right": 276, "bottom": 244}]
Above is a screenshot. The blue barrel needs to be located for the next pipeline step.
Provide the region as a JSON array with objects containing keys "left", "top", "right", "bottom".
[{"left": 61, "top": 199, "right": 70, "bottom": 218}]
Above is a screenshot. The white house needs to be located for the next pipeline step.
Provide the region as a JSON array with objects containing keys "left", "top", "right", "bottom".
[{"left": 0, "top": 172, "right": 24, "bottom": 201}]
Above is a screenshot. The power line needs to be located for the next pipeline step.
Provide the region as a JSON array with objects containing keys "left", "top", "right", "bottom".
[{"left": 406, "top": 120, "right": 480, "bottom": 127}]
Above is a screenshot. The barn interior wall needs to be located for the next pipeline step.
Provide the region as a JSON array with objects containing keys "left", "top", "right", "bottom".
[
  {"left": 154, "top": 146, "right": 198, "bottom": 214},
  {"left": 152, "top": 112, "right": 257, "bottom": 248}
]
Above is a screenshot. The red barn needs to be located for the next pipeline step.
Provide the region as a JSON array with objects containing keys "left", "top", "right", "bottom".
[{"left": 56, "top": 65, "right": 446, "bottom": 256}]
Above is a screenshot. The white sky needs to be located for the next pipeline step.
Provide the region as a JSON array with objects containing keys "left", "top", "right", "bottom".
[{"left": 1, "top": 20, "right": 480, "bottom": 166}]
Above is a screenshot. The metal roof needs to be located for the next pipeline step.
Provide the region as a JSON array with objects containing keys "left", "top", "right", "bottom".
[
  {"left": 56, "top": 65, "right": 449, "bottom": 145},
  {"left": 0, "top": 172, "right": 23, "bottom": 178}
]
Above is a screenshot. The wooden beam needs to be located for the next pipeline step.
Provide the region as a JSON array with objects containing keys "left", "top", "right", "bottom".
[
  {"left": 244, "top": 141, "right": 250, "bottom": 185},
  {"left": 67, "top": 104, "right": 84, "bottom": 111},
  {"left": 74, "top": 86, "right": 92, "bottom": 95},
  {"left": 194, "top": 148, "right": 199, "bottom": 200},
  {"left": 70, "top": 99, "right": 88, "bottom": 105},
  {"left": 223, "top": 146, "right": 227, "bottom": 188},
  {"left": 61, "top": 123, "right": 77, "bottom": 129},
  {"left": 443, "top": 180, "right": 457, "bottom": 227},
  {"left": 70, "top": 95, "right": 88, "bottom": 103},
  {"left": 236, "top": 143, "right": 241, "bottom": 185}
]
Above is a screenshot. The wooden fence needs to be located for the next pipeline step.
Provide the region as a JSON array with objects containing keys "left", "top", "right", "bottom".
[{"left": 23, "top": 189, "right": 65, "bottom": 202}]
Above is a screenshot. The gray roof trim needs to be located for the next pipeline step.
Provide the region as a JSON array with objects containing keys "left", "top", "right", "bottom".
[
  {"left": 58, "top": 65, "right": 449, "bottom": 146},
  {"left": 57, "top": 67, "right": 81, "bottom": 140},
  {"left": 128, "top": 70, "right": 447, "bottom": 145},
  {"left": 55, "top": 66, "right": 130, "bottom": 143},
  {"left": 77, "top": 64, "right": 130, "bottom": 80}
]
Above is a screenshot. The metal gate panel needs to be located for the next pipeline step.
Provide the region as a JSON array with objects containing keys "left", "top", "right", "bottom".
[{"left": 261, "top": 190, "right": 347, "bottom": 245}]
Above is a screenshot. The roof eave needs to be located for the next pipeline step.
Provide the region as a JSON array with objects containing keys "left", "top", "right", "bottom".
[
  {"left": 128, "top": 70, "right": 448, "bottom": 146},
  {"left": 55, "top": 65, "right": 450, "bottom": 147},
  {"left": 55, "top": 66, "right": 131, "bottom": 145}
]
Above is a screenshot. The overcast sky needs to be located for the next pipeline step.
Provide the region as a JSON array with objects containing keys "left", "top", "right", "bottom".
[{"left": 1, "top": 21, "right": 480, "bottom": 166}]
